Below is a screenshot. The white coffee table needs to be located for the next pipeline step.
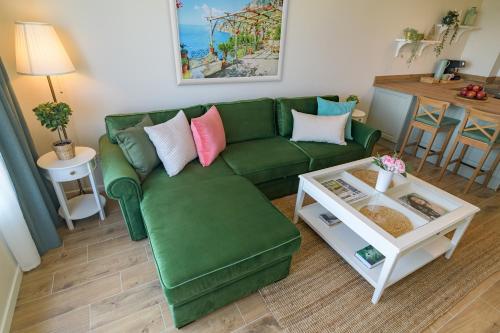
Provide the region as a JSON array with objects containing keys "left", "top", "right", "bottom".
[{"left": 293, "top": 158, "right": 479, "bottom": 304}]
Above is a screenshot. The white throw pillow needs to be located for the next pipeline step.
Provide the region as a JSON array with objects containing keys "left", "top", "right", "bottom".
[
  {"left": 144, "top": 111, "right": 197, "bottom": 176},
  {"left": 290, "top": 109, "right": 348, "bottom": 145}
]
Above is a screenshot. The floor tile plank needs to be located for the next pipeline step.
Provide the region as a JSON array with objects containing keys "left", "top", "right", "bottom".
[
  {"left": 13, "top": 306, "right": 90, "bottom": 333},
  {"left": 53, "top": 247, "right": 147, "bottom": 292},
  {"left": 437, "top": 299, "right": 500, "bottom": 333},
  {"left": 90, "top": 280, "right": 164, "bottom": 329},
  {"left": 120, "top": 260, "right": 158, "bottom": 291},
  {"left": 12, "top": 274, "right": 121, "bottom": 331},
  {"left": 87, "top": 234, "right": 146, "bottom": 261},
  {"left": 91, "top": 304, "right": 164, "bottom": 333}
]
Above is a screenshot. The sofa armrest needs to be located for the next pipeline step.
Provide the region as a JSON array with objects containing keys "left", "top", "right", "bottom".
[
  {"left": 99, "top": 135, "right": 147, "bottom": 240},
  {"left": 351, "top": 121, "right": 381, "bottom": 157}
]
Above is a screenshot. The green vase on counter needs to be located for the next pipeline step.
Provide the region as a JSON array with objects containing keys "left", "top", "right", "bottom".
[{"left": 462, "top": 7, "right": 477, "bottom": 26}]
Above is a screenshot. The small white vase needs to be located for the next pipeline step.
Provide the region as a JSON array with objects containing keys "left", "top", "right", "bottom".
[{"left": 375, "top": 168, "right": 393, "bottom": 192}]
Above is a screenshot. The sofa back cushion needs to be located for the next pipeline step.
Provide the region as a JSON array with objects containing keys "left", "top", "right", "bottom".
[
  {"left": 209, "top": 98, "right": 275, "bottom": 144},
  {"left": 105, "top": 105, "right": 204, "bottom": 143},
  {"left": 276, "top": 95, "right": 339, "bottom": 137}
]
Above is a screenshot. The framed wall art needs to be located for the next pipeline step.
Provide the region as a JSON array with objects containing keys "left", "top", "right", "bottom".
[{"left": 170, "top": 0, "right": 287, "bottom": 85}]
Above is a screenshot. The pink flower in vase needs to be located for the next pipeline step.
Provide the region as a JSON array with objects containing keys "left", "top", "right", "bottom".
[
  {"left": 381, "top": 155, "right": 396, "bottom": 171},
  {"left": 394, "top": 159, "right": 406, "bottom": 174}
]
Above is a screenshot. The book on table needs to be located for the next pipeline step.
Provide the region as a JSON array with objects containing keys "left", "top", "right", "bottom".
[
  {"left": 319, "top": 212, "right": 341, "bottom": 226},
  {"left": 355, "top": 245, "right": 385, "bottom": 269},
  {"left": 321, "top": 178, "right": 366, "bottom": 203}
]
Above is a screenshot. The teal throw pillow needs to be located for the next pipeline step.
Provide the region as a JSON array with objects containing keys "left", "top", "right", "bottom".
[
  {"left": 115, "top": 115, "right": 160, "bottom": 178},
  {"left": 317, "top": 97, "right": 355, "bottom": 140}
]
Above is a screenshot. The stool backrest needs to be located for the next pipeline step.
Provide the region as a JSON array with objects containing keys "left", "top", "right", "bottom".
[
  {"left": 412, "top": 96, "right": 450, "bottom": 126},
  {"left": 460, "top": 108, "right": 500, "bottom": 145}
]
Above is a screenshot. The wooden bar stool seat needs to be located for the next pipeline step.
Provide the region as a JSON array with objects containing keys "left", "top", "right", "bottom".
[
  {"left": 438, "top": 107, "right": 500, "bottom": 193},
  {"left": 399, "top": 96, "right": 459, "bottom": 174}
]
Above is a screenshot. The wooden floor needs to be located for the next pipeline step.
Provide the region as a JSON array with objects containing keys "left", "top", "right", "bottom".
[{"left": 10, "top": 144, "right": 500, "bottom": 333}]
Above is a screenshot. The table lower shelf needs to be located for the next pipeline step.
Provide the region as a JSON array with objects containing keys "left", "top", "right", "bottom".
[
  {"left": 298, "top": 203, "right": 451, "bottom": 288},
  {"left": 59, "top": 194, "right": 106, "bottom": 220}
]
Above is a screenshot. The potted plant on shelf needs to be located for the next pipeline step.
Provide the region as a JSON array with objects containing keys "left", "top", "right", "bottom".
[
  {"left": 372, "top": 153, "right": 407, "bottom": 192},
  {"left": 434, "top": 10, "right": 460, "bottom": 56},
  {"left": 33, "top": 102, "right": 75, "bottom": 160},
  {"left": 403, "top": 27, "right": 424, "bottom": 65},
  {"left": 346, "top": 95, "right": 360, "bottom": 104}
]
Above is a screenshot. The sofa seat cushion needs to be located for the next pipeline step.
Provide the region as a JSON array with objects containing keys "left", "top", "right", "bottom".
[
  {"left": 142, "top": 156, "right": 234, "bottom": 193},
  {"left": 291, "top": 140, "right": 366, "bottom": 171},
  {"left": 221, "top": 137, "right": 310, "bottom": 184},
  {"left": 141, "top": 175, "right": 301, "bottom": 305}
]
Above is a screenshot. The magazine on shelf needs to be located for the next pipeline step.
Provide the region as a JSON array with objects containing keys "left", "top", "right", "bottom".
[
  {"left": 319, "top": 212, "right": 341, "bottom": 226},
  {"left": 355, "top": 245, "right": 385, "bottom": 269},
  {"left": 321, "top": 178, "right": 366, "bottom": 203},
  {"left": 397, "top": 192, "right": 448, "bottom": 221}
]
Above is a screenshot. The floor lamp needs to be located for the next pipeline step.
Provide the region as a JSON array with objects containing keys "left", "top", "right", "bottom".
[{"left": 15, "top": 21, "right": 84, "bottom": 193}]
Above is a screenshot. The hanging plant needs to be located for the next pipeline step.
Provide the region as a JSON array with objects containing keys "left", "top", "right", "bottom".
[
  {"left": 403, "top": 28, "right": 424, "bottom": 65},
  {"left": 434, "top": 10, "right": 460, "bottom": 56}
]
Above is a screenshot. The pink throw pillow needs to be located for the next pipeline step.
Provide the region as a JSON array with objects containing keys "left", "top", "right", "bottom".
[{"left": 191, "top": 106, "right": 226, "bottom": 167}]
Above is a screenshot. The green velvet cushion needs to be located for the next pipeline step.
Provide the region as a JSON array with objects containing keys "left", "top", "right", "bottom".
[
  {"left": 105, "top": 105, "right": 204, "bottom": 143},
  {"left": 276, "top": 95, "right": 339, "bottom": 137},
  {"left": 142, "top": 157, "right": 234, "bottom": 193},
  {"left": 462, "top": 127, "right": 500, "bottom": 143},
  {"left": 141, "top": 175, "right": 301, "bottom": 306},
  {"left": 291, "top": 140, "right": 366, "bottom": 171},
  {"left": 115, "top": 115, "right": 160, "bottom": 178},
  {"left": 221, "top": 137, "right": 309, "bottom": 184},
  {"left": 415, "top": 114, "right": 460, "bottom": 128},
  {"left": 209, "top": 98, "right": 275, "bottom": 144}
]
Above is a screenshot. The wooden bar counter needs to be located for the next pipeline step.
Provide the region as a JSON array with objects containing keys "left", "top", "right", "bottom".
[
  {"left": 374, "top": 77, "right": 500, "bottom": 116},
  {"left": 368, "top": 74, "right": 499, "bottom": 190}
]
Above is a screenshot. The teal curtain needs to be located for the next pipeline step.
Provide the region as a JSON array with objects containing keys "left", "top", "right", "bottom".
[{"left": 0, "top": 58, "right": 61, "bottom": 254}]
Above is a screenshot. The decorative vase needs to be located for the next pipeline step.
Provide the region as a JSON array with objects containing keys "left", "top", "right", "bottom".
[
  {"left": 53, "top": 140, "right": 75, "bottom": 160},
  {"left": 375, "top": 168, "right": 393, "bottom": 192}
]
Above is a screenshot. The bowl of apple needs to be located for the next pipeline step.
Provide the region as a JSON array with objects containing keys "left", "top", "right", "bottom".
[{"left": 457, "top": 84, "right": 488, "bottom": 101}]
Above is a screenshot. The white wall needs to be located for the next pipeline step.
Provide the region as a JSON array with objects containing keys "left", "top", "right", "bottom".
[
  {"left": 0, "top": 232, "right": 20, "bottom": 333},
  {"left": 461, "top": 0, "right": 500, "bottom": 77},
  {"left": 0, "top": 0, "right": 482, "bottom": 156}
]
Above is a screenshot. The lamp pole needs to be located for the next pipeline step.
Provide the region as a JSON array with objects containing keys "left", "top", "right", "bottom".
[{"left": 47, "top": 75, "right": 85, "bottom": 195}]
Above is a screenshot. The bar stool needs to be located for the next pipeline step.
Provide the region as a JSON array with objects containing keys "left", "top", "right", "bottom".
[
  {"left": 399, "top": 96, "right": 460, "bottom": 174},
  {"left": 438, "top": 107, "right": 500, "bottom": 193}
]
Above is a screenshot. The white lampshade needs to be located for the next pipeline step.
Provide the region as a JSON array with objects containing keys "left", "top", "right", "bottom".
[{"left": 15, "top": 21, "right": 75, "bottom": 76}]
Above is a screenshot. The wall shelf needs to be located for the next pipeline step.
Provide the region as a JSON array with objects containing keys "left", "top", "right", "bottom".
[
  {"left": 394, "top": 39, "right": 439, "bottom": 58},
  {"left": 435, "top": 24, "right": 478, "bottom": 43}
]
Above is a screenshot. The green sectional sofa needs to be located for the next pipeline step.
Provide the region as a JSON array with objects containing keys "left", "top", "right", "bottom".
[{"left": 100, "top": 95, "right": 381, "bottom": 327}]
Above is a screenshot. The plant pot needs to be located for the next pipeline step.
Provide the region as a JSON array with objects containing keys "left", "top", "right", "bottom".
[
  {"left": 209, "top": 47, "right": 214, "bottom": 54},
  {"left": 53, "top": 140, "right": 75, "bottom": 160},
  {"left": 182, "top": 63, "right": 189, "bottom": 73},
  {"left": 375, "top": 168, "right": 393, "bottom": 192}
]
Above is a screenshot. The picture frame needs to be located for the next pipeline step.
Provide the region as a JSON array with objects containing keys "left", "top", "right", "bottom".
[{"left": 169, "top": 0, "right": 288, "bottom": 85}]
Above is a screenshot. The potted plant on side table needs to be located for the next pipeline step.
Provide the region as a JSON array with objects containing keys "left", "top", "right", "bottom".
[
  {"left": 372, "top": 153, "right": 407, "bottom": 192},
  {"left": 33, "top": 101, "right": 75, "bottom": 160}
]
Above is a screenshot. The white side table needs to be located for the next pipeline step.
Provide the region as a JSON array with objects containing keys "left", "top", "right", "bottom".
[
  {"left": 352, "top": 109, "right": 367, "bottom": 123},
  {"left": 37, "top": 147, "right": 106, "bottom": 230}
]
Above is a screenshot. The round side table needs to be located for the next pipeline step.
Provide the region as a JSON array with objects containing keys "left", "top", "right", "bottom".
[
  {"left": 352, "top": 109, "right": 367, "bottom": 123},
  {"left": 37, "top": 147, "right": 106, "bottom": 230}
]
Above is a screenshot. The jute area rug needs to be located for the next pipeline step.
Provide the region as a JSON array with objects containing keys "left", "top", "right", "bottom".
[{"left": 261, "top": 195, "right": 500, "bottom": 333}]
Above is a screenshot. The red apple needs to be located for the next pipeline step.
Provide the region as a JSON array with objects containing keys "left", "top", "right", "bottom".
[
  {"left": 476, "top": 91, "right": 486, "bottom": 99},
  {"left": 466, "top": 90, "right": 477, "bottom": 98},
  {"left": 472, "top": 85, "right": 482, "bottom": 92},
  {"left": 467, "top": 84, "right": 474, "bottom": 90},
  {"left": 460, "top": 88, "right": 468, "bottom": 96}
]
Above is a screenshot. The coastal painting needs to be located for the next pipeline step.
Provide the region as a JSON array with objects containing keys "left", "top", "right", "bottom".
[{"left": 170, "top": 0, "right": 287, "bottom": 84}]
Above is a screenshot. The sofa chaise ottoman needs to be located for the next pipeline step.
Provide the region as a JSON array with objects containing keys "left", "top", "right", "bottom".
[{"left": 100, "top": 95, "right": 381, "bottom": 327}]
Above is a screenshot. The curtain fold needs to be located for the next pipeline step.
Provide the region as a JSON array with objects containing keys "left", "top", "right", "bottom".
[{"left": 0, "top": 57, "right": 61, "bottom": 254}]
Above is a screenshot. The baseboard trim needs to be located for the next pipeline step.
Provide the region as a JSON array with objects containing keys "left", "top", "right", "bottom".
[{"left": 0, "top": 267, "right": 22, "bottom": 333}]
